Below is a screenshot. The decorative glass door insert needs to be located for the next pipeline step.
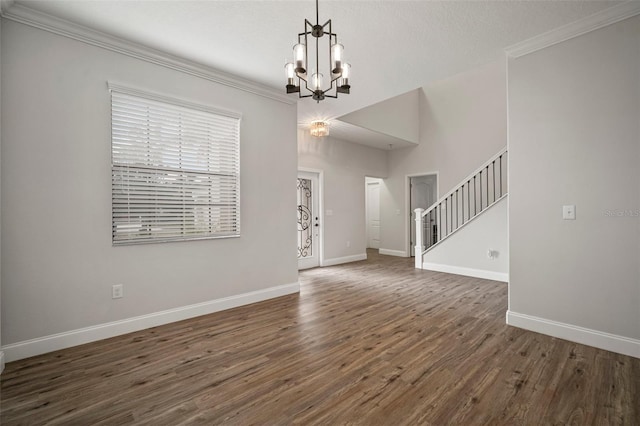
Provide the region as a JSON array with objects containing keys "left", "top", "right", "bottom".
[
  {"left": 297, "top": 171, "right": 320, "bottom": 270},
  {"left": 297, "top": 178, "right": 313, "bottom": 258}
]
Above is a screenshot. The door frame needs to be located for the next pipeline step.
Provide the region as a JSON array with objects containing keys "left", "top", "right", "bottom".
[
  {"left": 406, "top": 172, "right": 439, "bottom": 257},
  {"left": 298, "top": 167, "right": 325, "bottom": 268},
  {"left": 365, "top": 177, "right": 382, "bottom": 250}
]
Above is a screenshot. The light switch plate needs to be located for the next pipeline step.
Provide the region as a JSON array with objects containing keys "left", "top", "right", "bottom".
[
  {"left": 326, "top": 209, "right": 333, "bottom": 216},
  {"left": 563, "top": 205, "right": 576, "bottom": 220}
]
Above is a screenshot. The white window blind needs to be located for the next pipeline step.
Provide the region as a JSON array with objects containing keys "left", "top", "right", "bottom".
[{"left": 110, "top": 86, "right": 241, "bottom": 245}]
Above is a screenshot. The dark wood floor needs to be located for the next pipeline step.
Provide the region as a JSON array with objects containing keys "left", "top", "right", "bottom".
[{"left": 1, "top": 250, "right": 638, "bottom": 425}]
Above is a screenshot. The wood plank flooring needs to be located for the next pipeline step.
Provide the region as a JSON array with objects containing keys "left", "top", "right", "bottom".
[{"left": 1, "top": 250, "right": 638, "bottom": 425}]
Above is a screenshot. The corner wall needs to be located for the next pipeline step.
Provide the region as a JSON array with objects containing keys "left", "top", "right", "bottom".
[
  {"left": 508, "top": 15, "right": 640, "bottom": 357},
  {"left": 0, "top": 15, "right": 4, "bottom": 373},
  {"left": 298, "top": 131, "right": 387, "bottom": 264},
  {"left": 380, "top": 60, "right": 507, "bottom": 257},
  {"left": 424, "top": 197, "right": 508, "bottom": 282},
  {"left": 1, "top": 20, "right": 298, "bottom": 361}
]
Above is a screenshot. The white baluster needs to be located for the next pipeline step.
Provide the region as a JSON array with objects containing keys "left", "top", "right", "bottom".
[{"left": 414, "top": 208, "right": 424, "bottom": 269}]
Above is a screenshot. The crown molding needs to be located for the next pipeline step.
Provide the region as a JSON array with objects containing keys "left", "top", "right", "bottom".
[
  {"left": 505, "top": 1, "right": 640, "bottom": 58},
  {"left": 0, "top": 2, "right": 296, "bottom": 105}
]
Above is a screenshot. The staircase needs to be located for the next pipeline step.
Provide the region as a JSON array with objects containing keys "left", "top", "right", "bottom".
[{"left": 414, "top": 148, "right": 508, "bottom": 269}]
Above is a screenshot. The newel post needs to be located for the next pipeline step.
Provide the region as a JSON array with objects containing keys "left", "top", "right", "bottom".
[{"left": 414, "top": 208, "right": 424, "bottom": 269}]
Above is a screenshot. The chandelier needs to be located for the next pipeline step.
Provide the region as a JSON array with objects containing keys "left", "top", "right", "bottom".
[
  {"left": 310, "top": 121, "right": 330, "bottom": 137},
  {"left": 285, "top": 0, "right": 351, "bottom": 102}
]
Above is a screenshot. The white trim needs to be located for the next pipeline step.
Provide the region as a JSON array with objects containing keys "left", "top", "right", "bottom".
[
  {"left": 322, "top": 253, "right": 367, "bottom": 267},
  {"left": 0, "top": 3, "right": 294, "bottom": 105},
  {"left": 379, "top": 248, "right": 408, "bottom": 258},
  {"left": 423, "top": 262, "right": 508, "bottom": 282},
  {"left": 406, "top": 171, "right": 439, "bottom": 257},
  {"left": 365, "top": 178, "right": 382, "bottom": 250},
  {"left": 0, "top": 351, "right": 5, "bottom": 374},
  {"left": 505, "top": 1, "right": 640, "bottom": 58},
  {"left": 1, "top": 282, "right": 300, "bottom": 362},
  {"left": 506, "top": 311, "right": 640, "bottom": 359},
  {"left": 505, "top": 53, "right": 512, "bottom": 314}
]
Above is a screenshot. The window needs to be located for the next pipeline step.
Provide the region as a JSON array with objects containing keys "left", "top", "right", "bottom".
[{"left": 110, "top": 84, "right": 241, "bottom": 245}]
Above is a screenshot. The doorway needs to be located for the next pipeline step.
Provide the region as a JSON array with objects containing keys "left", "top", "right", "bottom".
[
  {"left": 409, "top": 174, "right": 438, "bottom": 256},
  {"left": 297, "top": 171, "right": 321, "bottom": 270},
  {"left": 365, "top": 177, "right": 382, "bottom": 249}
]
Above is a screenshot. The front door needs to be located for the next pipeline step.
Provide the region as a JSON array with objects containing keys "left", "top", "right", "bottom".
[{"left": 297, "top": 171, "right": 320, "bottom": 269}]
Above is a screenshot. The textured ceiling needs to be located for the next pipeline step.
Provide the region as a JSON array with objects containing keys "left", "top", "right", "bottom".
[{"left": 7, "top": 0, "right": 625, "bottom": 147}]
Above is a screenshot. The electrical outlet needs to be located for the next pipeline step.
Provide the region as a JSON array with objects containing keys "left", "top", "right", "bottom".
[
  {"left": 112, "top": 284, "right": 124, "bottom": 299},
  {"left": 346, "top": 240, "right": 351, "bottom": 248}
]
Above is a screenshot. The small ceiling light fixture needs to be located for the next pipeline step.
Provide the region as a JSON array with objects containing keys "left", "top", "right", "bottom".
[
  {"left": 310, "top": 121, "right": 330, "bottom": 137},
  {"left": 285, "top": 0, "right": 351, "bottom": 102}
]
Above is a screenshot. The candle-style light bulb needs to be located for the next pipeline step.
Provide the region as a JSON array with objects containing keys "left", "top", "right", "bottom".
[
  {"left": 331, "top": 43, "right": 344, "bottom": 74},
  {"left": 312, "top": 72, "right": 323, "bottom": 91},
  {"left": 293, "top": 43, "right": 306, "bottom": 74},
  {"left": 340, "top": 63, "right": 351, "bottom": 89}
]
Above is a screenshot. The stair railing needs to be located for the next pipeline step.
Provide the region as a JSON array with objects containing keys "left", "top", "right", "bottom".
[{"left": 415, "top": 148, "right": 508, "bottom": 268}]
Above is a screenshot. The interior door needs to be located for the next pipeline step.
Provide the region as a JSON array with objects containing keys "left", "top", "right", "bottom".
[
  {"left": 410, "top": 175, "right": 437, "bottom": 256},
  {"left": 367, "top": 181, "right": 380, "bottom": 249},
  {"left": 297, "top": 171, "right": 320, "bottom": 270}
]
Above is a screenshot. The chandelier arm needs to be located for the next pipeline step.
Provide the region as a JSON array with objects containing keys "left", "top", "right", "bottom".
[
  {"left": 306, "top": 21, "right": 311, "bottom": 73},
  {"left": 302, "top": 19, "right": 313, "bottom": 35},
  {"left": 326, "top": 74, "right": 337, "bottom": 95},
  {"left": 299, "top": 75, "right": 313, "bottom": 93},
  {"left": 326, "top": 19, "right": 332, "bottom": 89},
  {"left": 316, "top": 33, "right": 320, "bottom": 90}
]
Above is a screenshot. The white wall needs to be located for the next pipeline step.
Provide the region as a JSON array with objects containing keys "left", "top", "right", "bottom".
[
  {"left": 338, "top": 89, "right": 420, "bottom": 143},
  {"left": 1, "top": 21, "right": 298, "bottom": 360},
  {"left": 380, "top": 60, "right": 507, "bottom": 256},
  {"left": 424, "top": 197, "right": 508, "bottom": 282},
  {"left": 508, "top": 15, "right": 640, "bottom": 357},
  {"left": 298, "top": 130, "right": 387, "bottom": 264}
]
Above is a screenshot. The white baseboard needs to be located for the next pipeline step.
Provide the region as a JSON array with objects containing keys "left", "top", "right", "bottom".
[
  {"left": 0, "top": 351, "right": 5, "bottom": 374},
  {"left": 507, "top": 311, "right": 640, "bottom": 359},
  {"left": 378, "top": 248, "right": 408, "bottom": 257},
  {"left": 322, "top": 253, "right": 367, "bottom": 267},
  {"left": 423, "top": 262, "right": 508, "bottom": 282},
  {"left": 1, "top": 282, "right": 300, "bottom": 363}
]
